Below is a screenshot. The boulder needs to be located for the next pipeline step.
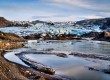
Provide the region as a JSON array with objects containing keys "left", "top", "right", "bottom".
[
  {"left": 93, "top": 32, "right": 110, "bottom": 42},
  {"left": 104, "top": 32, "right": 110, "bottom": 38},
  {"left": 56, "top": 53, "right": 68, "bottom": 58}
]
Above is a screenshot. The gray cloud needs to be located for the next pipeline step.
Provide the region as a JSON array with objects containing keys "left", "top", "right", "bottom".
[{"left": 45, "top": 0, "right": 110, "bottom": 11}]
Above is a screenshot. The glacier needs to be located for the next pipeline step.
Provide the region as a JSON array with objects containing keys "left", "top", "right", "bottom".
[{"left": 0, "top": 23, "right": 102, "bottom": 36}]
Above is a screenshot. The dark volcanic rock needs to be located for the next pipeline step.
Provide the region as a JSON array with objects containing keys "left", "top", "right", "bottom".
[
  {"left": 24, "top": 33, "right": 42, "bottom": 40},
  {"left": 56, "top": 34, "right": 81, "bottom": 40},
  {"left": 93, "top": 31, "right": 110, "bottom": 42},
  {"left": 81, "top": 31, "right": 110, "bottom": 42},
  {"left": 100, "top": 18, "right": 110, "bottom": 30},
  {"left": 81, "top": 32, "right": 101, "bottom": 38},
  {"left": 24, "top": 33, "right": 82, "bottom": 40},
  {"left": 56, "top": 53, "right": 68, "bottom": 58}
]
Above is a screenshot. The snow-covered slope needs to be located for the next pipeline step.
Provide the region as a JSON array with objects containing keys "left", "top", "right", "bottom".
[{"left": 74, "top": 17, "right": 110, "bottom": 31}]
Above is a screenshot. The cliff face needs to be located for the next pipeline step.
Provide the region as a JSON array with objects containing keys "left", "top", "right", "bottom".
[{"left": 0, "top": 17, "right": 12, "bottom": 27}]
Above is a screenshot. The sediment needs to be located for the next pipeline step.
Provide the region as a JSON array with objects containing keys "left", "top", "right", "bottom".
[{"left": 0, "top": 31, "right": 63, "bottom": 80}]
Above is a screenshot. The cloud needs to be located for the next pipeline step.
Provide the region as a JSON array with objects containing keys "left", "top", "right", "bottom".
[
  {"left": 0, "top": 0, "right": 110, "bottom": 21},
  {"left": 32, "top": 14, "right": 103, "bottom": 22},
  {"left": 45, "top": 0, "right": 110, "bottom": 11},
  {"left": 99, "top": 12, "right": 110, "bottom": 17},
  {"left": 83, "top": 15, "right": 103, "bottom": 19}
]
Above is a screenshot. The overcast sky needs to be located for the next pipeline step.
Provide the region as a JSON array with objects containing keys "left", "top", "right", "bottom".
[{"left": 0, "top": 0, "right": 110, "bottom": 21}]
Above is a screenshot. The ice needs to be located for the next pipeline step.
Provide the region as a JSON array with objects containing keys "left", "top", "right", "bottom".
[{"left": 0, "top": 23, "right": 102, "bottom": 36}]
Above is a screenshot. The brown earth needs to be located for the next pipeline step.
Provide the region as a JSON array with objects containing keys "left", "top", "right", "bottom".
[
  {"left": 0, "top": 40, "right": 24, "bottom": 50},
  {"left": 0, "top": 17, "right": 12, "bottom": 27},
  {"left": 0, "top": 31, "right": 25, "bottom": 42},
  {"left": 0, "top": 51, "right": 62, "bottom": 80},
  {"left": 0, "top": 31, "right": 63, "bottom": 80},
  {"left": 24, "top": 33, "right": 82, "bottom": 40}
]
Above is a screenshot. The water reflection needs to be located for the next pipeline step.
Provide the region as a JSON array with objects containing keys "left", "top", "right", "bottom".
[
  {"left": 4, "top": 40, "right": 110, "bottom": 80},
  {"left": 26, "top": 40, "right": 110, "bottom": 55},
  {"left": 24, "top": 54, "right": 110, "bottom": 80}
]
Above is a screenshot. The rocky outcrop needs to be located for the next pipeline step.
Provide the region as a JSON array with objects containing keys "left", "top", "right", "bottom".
[
  {"left": 56, "top": 53, "right": 68, "bottom": 58},
  {"left": 0, "top": 31, "right": 25, "bottom": 50},
  {"left": 103, "top": 32, "right": 110, "bottom": 38},
  {"left": 93, "top": 32, "right": 110, "bottom": 42},
  {"left": 24, "top": 33, "right": 42, "bottom": 40},
  {"left": 81, "top": 32, "right": 101, "bottom": 38},
  {"left": 0, "top": 31, "right": 25, "bottom": 42},
  {"left": 0, "top": 17, "right": 12, "bottom": 27},
  {"left": 0, "top": 17, "right": 31, "bottom": 27},
  {"left": 0, "top": 40, "right": 24, "bottom": 50},
  {"left": 24, "top": 33, "right": 82, "bottom": 40},
  {"left": 81, "top": 31, "right": 110, "bottom": 42},
  {"left": 56, "top": 34, "right": 81, "bottom": 40}
]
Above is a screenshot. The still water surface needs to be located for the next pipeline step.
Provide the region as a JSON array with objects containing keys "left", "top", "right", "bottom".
[{"left": 5, "top": 40, "right": 110, "bottom": 80}]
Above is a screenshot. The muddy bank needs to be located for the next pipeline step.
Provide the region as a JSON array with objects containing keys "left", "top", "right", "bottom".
[
  {"left": 16, "top": 53, "right": 56, "bottom": 75},
  {"left": 0, "top": 31, "right": 25, "bottom": 50},
  {"left": 0, "top": 51, "right": 64, "bottom": 80},
  {"left": 0, "top": 31, "right": 64, "bottom": 80}
]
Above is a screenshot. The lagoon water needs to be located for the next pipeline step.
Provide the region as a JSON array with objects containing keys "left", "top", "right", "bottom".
[
  {"left": 1, "top": 25, "right": 110, "bottom": 80},
  {"left": 4, "top": 40, "right": 110, "bottom": 80}
]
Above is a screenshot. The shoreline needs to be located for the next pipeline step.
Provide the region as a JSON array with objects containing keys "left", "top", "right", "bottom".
[
  {"left": 0, "top": 51, "right": 63, "bottom": 80},
  {"left": 0, "top": 49, "right": 63, "bottom": 80}
]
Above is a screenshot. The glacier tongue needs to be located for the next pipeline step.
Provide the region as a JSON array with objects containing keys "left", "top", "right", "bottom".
[{"left": 0, "top": 23, "right": 102, "bottom": 36}]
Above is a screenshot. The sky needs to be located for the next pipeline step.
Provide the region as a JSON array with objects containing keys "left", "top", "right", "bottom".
[{"left": 0, "top": 0, "right": 110, "bottom": 22}]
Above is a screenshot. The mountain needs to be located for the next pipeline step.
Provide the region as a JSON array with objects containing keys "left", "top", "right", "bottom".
[
  {"left": 31, "top": 20, "right": 54, "bottom": 25},
  {"left": 0, "top": 16, "right": 110, "bottom": 30},
  {"left": 12, "top": 21, "right": 32, "bottom": 27},
  {"left": 0, "top": 17, "right": 12, "bottom": 27},
  {"left": 0, "top": 17, "right": 55, "bottom": 27},
  {"left": 74, "top": 17, "right": 110, "bottom": 30}
]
